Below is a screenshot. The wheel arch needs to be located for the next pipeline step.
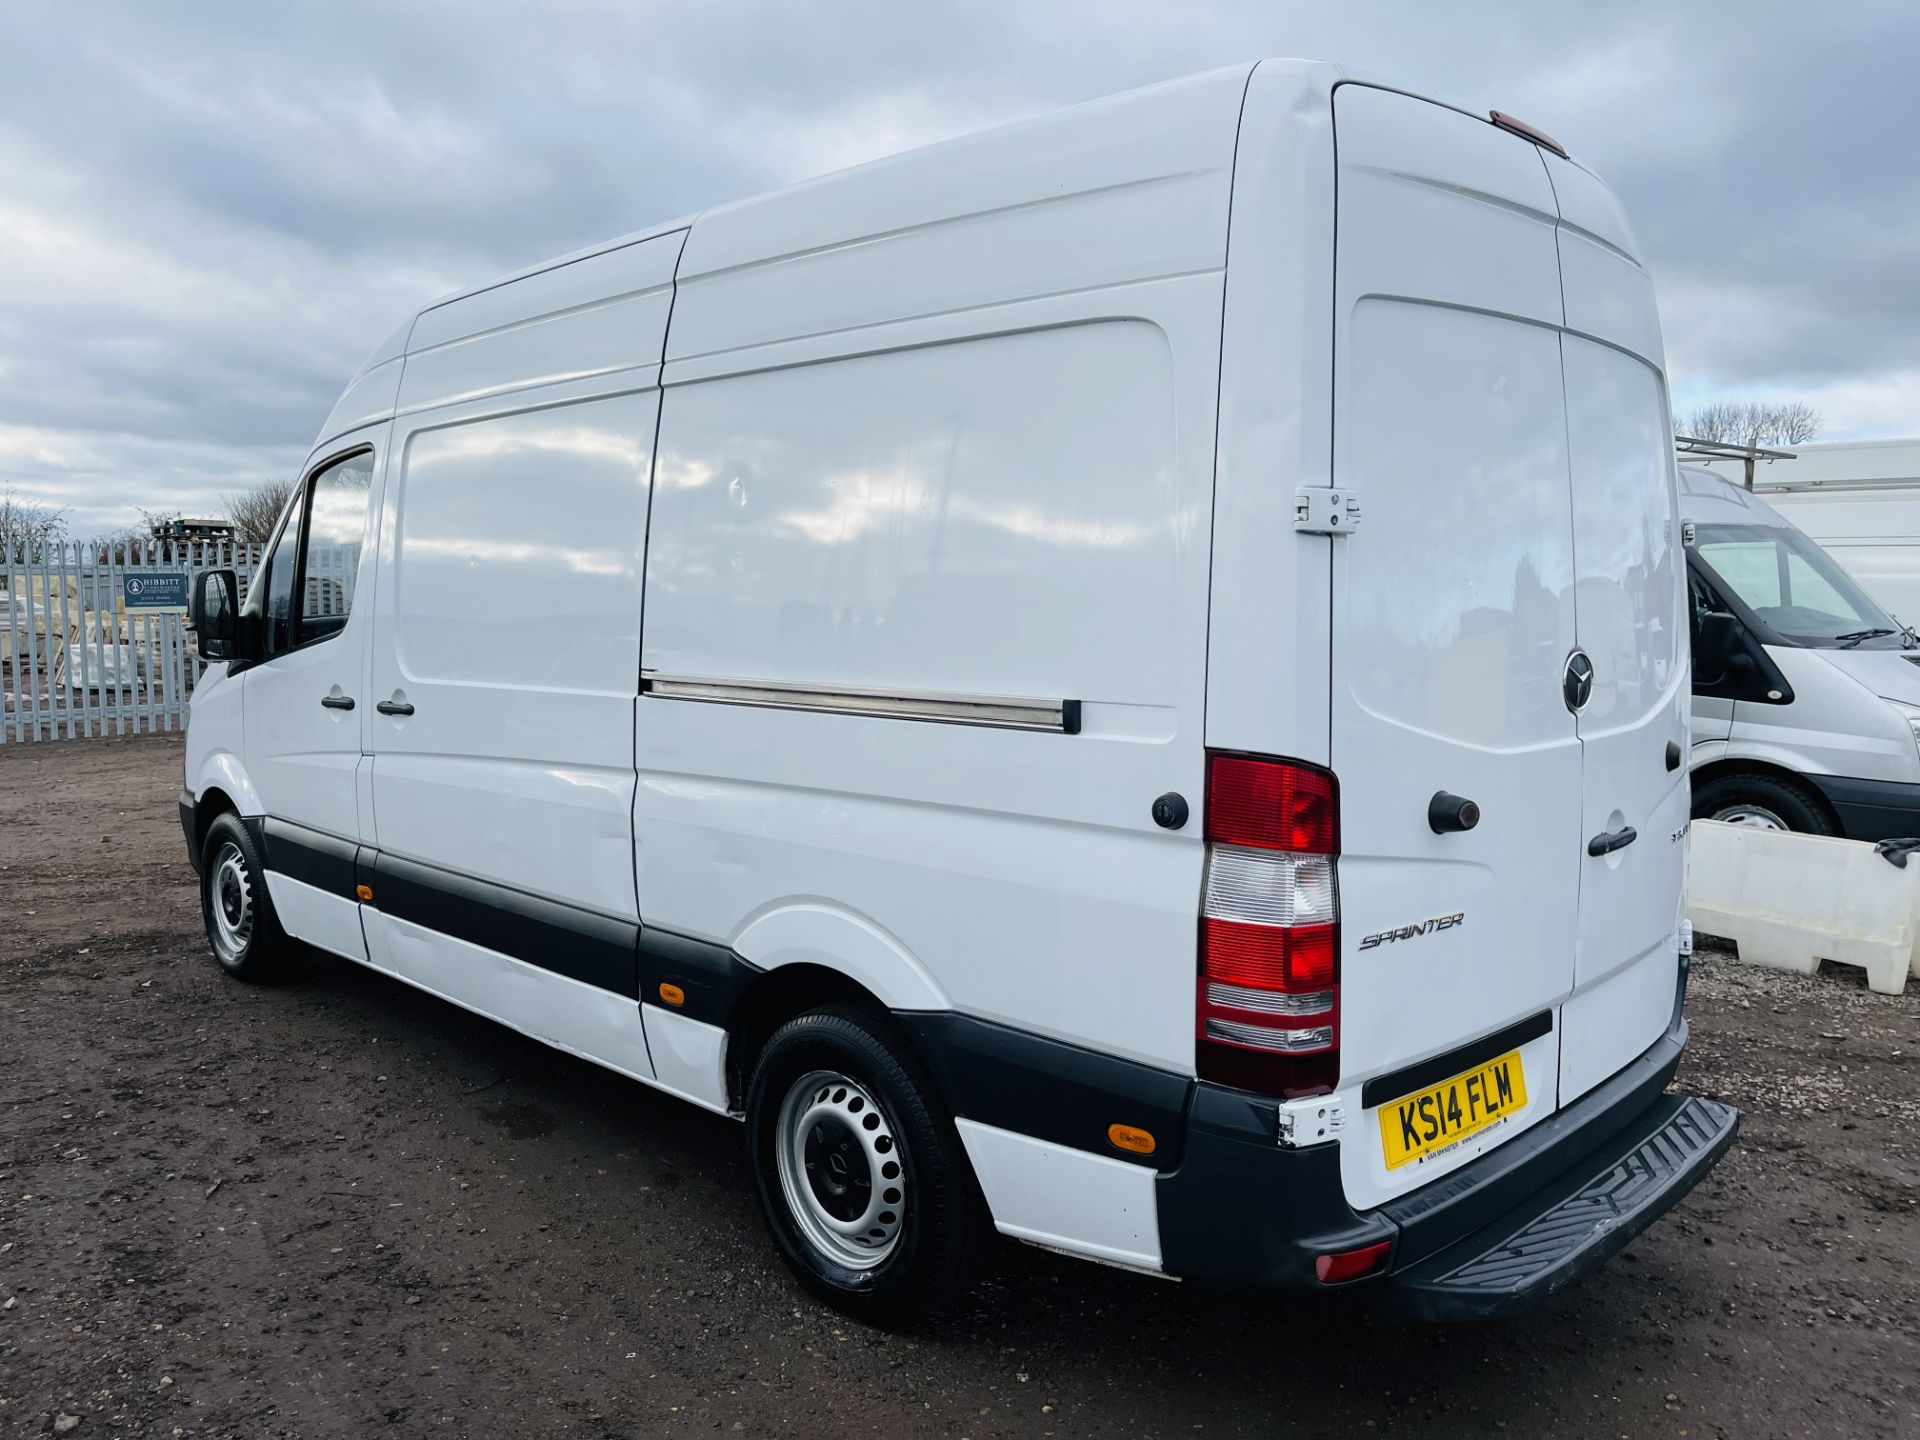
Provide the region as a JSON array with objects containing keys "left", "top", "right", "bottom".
[
  {"left": 190, "top": 749, "right": 262, "bottom": 823},
  {"left": 719, "top": 902, "right": 952, "bottom": 1110},
  {"left": 1689, "top": 758, "right": 1841, "bottom": 831},
  {"left": 724, "top": 962, "right": 902, "bottom": 1112},
  {"left": 193, "top": 785, "right": 241, "bottom": 855}
]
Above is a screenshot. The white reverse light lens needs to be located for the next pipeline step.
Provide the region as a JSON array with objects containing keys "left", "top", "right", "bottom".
[
  {"left": 1206, "top": 981, "right": 1335, "bottom": 1017},
  {"left": 1204, "top": 1017, "right": 1336, "bottom": 1052},
  {"left": 1202, "top": 847, "right": 1335, "bottom": 927}
]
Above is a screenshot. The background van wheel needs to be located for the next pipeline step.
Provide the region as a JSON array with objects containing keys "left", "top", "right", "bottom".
[
  {"left": 746, "top": 1005, "right": 981, "bottom": 1322},
  {"left": 1692, "top": 772, "right": 1837, "bottom": 836},
  {"left": 198, "top": 813, "right": 295, "bottom": 981}
]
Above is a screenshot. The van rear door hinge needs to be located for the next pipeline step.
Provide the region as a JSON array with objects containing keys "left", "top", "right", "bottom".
[{"left": 1295, "top": 487, "right": 1361, "bottom": 536}]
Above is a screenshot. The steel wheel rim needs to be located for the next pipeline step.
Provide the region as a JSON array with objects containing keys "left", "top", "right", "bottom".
[
  {"left": 1716, "top": 804, "right": 1787, "bottom": 830},
  {"left": 774, "top": 1069, "right": 906, "bottom": 1270},
  {"left": 208, "top": 841, "right": 254, "bottom": 961}
]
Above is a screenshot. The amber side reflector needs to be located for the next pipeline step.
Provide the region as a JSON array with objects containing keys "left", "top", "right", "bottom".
[
  {"left": 354, "top": 884, "right": 373, "bottom": 902},
  {"left": 657, "top": 982, "right": 686, "bottom": 1007},
  {"left": 1107, "top": 1123, "right": 1156, "bottom": 1156},
  {"left": 1315, "top": 1239, "right": 1391, "bottom": 1285}
]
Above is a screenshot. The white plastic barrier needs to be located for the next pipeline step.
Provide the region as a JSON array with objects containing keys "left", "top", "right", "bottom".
[{"left": 1687, "top": 820, "right": 1919, "bottom": 996}]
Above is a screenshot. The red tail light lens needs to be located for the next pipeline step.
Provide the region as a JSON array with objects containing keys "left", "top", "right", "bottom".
[
  {"left": 1197, "top": 753, "right": 1340, "bottom": 1098},
  {"left": 1200, "top": 919, "right": 1335, "bottom": 992},
  {"left": 1205, "top": 754, "right": 1337, "bottom": 853}
]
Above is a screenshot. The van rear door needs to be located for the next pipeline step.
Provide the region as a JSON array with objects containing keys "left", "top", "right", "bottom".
[
  {"left": 1549, "top": 157, "right": 1690, "bottom": 1103},
  {"left": 1328, "top": 85, "right": 1581, "bottom": 1211}
]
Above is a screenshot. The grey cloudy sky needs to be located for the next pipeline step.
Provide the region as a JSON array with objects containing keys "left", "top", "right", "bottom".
[{"left": 2, "top": 0, "right": 1916, "bottom": 537}]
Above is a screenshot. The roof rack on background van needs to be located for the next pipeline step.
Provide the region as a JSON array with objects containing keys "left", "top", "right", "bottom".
[{"left": 1674, "top": 435, "right": 1796, "bottom": 491}]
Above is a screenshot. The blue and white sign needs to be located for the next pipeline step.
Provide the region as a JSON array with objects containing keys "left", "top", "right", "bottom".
[{"left": 124, "top": 573, "right": 189, "bottom": 613}]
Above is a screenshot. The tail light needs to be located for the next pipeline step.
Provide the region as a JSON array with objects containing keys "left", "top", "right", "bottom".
[{"left": 1197, "top": 752, "right": 1340, "bottom": 1097}]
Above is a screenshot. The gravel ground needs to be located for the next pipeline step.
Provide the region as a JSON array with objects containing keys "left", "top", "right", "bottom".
[{"left": 2, "top": 733, "right": 1917, "bottom": 1438}]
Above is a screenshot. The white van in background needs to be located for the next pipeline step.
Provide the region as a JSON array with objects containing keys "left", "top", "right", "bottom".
[
  {"left": 1681, "top": 464, "right": 1920, "bottom": 836},
  {"left": 179, "top": 61, "right": 1735, "bottom": 1321},
  {"left": 1692, "top": 438, "right": 1920, "bottom": 624}
]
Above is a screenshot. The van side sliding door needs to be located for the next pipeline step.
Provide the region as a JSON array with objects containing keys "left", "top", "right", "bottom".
[{"left": 357, "top": 230, "right": 683, "bottom": 1082}]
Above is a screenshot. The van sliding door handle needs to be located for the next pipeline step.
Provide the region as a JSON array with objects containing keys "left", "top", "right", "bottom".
[
  {"left": 320, "top": 694, "right": 355, "bottom": 711},
  {"left": 1587, "top": 826, "right": 1637, "bottom": 857},
  {"left": 375, "top": 699, "right": 415, "bottom": 717}
]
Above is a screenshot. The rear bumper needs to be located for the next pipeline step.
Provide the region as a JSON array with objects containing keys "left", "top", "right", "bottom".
[
  {"left": 1386, "top": 1089, "right": 1736, "bottom": 1319},
  {"left": 1156, "top": 1013, "right": 1738, "bottom": 1317},
  {"left": 1805, "top": 772, "right": 1920, "bottom": 842}
]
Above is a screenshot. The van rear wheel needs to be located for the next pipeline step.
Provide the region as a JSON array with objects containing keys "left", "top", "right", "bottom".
[
  {"left": 1692, "top": 772, "right": 1837, "bottom": 836},
  {"left": 198, "top": 813, "right": 296, "bottom": 981},
  {"left": 746, "top": 1005, "right": 980, "bottom": 1322}
]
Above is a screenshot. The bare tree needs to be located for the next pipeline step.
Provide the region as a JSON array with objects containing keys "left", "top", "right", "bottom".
[
  {"left": 0, "top": 487, "right": 68, "bottom": 557},
  {"left": 1676, "top": 399, "right": 1822, "bottom": 447},
  {"left": 89, "top": 509, "right": 183, "bottom": 559},
  {"left": 91, "top": 522, "right": 153, "bottom": 559},
  {"left": 224, "top": 476, "right": 297, "bottom": 545}
]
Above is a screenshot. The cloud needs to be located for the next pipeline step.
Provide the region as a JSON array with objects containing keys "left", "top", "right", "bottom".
[{"left": 1, "top": 0, "right": 1915, "bottom": 537}]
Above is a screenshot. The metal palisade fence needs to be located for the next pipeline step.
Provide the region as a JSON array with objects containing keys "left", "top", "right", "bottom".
[{"left": 1, "top": 541, "right": 263, "bottom": 744}]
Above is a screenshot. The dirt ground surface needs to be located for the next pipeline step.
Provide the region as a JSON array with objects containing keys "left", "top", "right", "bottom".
[{"left": 2, "top": 733, "right": 1917, "bottom": 1439}]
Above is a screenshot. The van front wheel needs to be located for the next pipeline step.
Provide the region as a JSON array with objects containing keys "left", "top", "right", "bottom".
[
  {"left": 746, "top": 1005, "right": 980, "bottom": 1321},
  {"left": 1692, "top": 772, "right": 1837, "bottom": 836},
  {"left": 198, "top": 813, "right": 296, "bottom": 981}
]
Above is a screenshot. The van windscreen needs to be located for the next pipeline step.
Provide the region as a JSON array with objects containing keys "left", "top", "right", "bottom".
[{"left": 1696, "top": 522, "right": 1908, "bottom": 647}]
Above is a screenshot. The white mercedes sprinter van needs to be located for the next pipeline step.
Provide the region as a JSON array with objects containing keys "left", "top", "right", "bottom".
[
  {"left": 1682, "top": 464, "right": 1920, "bottom": 835},
  {"left": 179, "top": 61, "right": 1736, "bottom": 1321}
]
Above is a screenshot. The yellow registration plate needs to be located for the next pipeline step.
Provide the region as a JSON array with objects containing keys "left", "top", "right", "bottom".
[{"left": 1379, "top": 1049, "right": 1528, "bottom": 1171}]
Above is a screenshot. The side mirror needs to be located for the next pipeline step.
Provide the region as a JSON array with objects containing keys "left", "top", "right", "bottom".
[
  {"left": 191, "top": 569, "right": 241, "bottom": 662},
  {"left": 1695, "top": 610, "right": 1738, "bottom": 680}
]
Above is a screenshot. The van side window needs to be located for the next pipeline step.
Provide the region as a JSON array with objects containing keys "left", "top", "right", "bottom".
[
  {"left": 260, "top": 496, "right": 304, "bottom": 656},
  {"left": 297, "top": 452, "right": 375, "bottom": 644},
  {"left": 260, "top": 450, "right": 374, "bottom": 657}
]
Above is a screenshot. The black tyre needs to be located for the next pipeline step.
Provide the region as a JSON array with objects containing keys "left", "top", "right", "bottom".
[
  {"left": 1692, "top": 772, "right": 1837, "bottom": 836},
  {"left": 746, "top": 1005, "right": 981, "bottom": 1322},
  {"left": 198, "top": 813, "right": 296, "bottom": 981}
]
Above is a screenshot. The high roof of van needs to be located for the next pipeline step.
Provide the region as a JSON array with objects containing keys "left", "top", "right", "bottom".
[{"left": 315, "top": 58, "right": 1610, "bottom": 453}]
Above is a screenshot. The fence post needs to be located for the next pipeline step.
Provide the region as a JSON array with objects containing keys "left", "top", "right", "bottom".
[
  {"left": 106, "top": 541, "right": 125, "bottom": 736},
  {"left": 138, "top": 541, "right": 155, "bottom": 735},
  {"left": 2, "top": 542, "right": 16, "bottom": 744},
  {"left": 22, "top": 543, "right": 46, "bottom": 742},
  {"left": 160, "top": 542, "right": 180, "bottom": 731}
]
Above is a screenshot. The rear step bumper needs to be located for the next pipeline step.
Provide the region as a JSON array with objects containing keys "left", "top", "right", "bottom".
[
  {"left": 1157, "top": 1011, "right": 1740, "bottom": 1314},
  {"left": 1384, "top": 1092, "right": 1737, "bottom": 1320}
]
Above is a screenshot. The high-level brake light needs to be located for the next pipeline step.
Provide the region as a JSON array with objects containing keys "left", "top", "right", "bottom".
[{"left": 1197, "top": 753, "right": 1340, "bottom": 1097}]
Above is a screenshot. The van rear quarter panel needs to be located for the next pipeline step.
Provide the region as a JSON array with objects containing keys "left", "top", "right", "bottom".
[
  {"left": 634, "top": 69, "right": 1251, "bottom": 1069},
  {"left": 637, "top": 311, "right": 1218, "bottom": 1070}
]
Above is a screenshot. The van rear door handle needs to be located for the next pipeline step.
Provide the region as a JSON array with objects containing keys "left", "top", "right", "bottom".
[
  {"left": 376, "top": 699, "right": 415, "bottom": 717},
  {"left": 320, "top": 694, "right": 355, "bottom": 711},
  {"left": 1587, "top": 826, "right": 1637, "bottom": 857}
]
